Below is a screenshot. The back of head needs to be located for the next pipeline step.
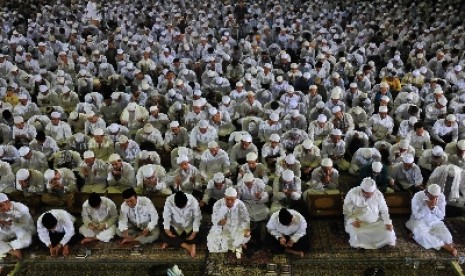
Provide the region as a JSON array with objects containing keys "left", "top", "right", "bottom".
[
  {"left": 88, "top": 192, "right": 102, "bottom": 208},
  {"left": 122, "top": 187, "right": 137, "bottom": 199},
  {"left": 174, "top": 191, "right": 188, "bottom": 208},
  {"left": 278, "top": 208, "right": 293, "bottom": 225},
  {"left": 42, "top": 212, "right": 58, "bottom": 229}
]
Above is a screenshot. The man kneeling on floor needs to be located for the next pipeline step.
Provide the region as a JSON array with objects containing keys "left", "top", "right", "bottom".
[
  {"left": 80, "top": 193, "right": 118, "bottom": 244},
  {"left": 37, "top": 209, "right": 83, "bottom": 257},
  {"left": 343, "top": 177, "right": 396, "bottom": 249},
  {"left": 117, "top": 188, "right": 159, "bottom": 244},
  {"left": 265, "top": 208, "right": 308, "bottom": 257},
  {"left": 162, "top": 191, "right": 202, "bottom": 257}
]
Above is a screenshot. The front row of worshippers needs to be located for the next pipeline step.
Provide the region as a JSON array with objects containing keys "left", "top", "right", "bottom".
[{"left": 0, "top": 178, "right": 458, "bottom": 260}]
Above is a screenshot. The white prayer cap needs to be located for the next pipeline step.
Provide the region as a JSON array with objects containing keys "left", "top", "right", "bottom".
[
  {"left": 458, "top": 140, "right": 465, "bottom": 150},
  {"left": 282, "top": 169, "right": 294, "bottom": 181},
  {"left": 246, "top": 152, "right": 258, "bottom": 161},
  {"left": 83, "top": 150, "right": 94, "bottom": 159},
  {"left": 236, "top": 82, "right": 243, "bottom": 87},
  {"left": 434, "top": 87, "right": 443, "bottom": 94},
  {"left": 455, "top": 65, "right": 462, "bottom": 72},
  {"left": 16, "top": 169, "right": 30, "bottom": 181},
  {"left": 224, "top": 187, "right": 237, "bottom": 197},
  {"left": 75, "top": 133, "right": 85, "bottom": 142},
  {"left": 119, "top": 135, "right": 129, "bottom": 143},
  {"left": 408, "top": 116, "right": 418, "bottom": 126},
  {"left": 243, "top": 172, "right": 254, "bottom": 183},
  {"left": 321, "top": 158, "right": 333, "bottom": 167},
  {"left": 399, "top": 140, "right": 409, "bottom": 149},
  {"left": 264, "top": 63, "right": 272, "bottom": 69},
  {"left": 18, "top": 94, "right": 27, "bottom": 100},
  {"left": 213, "top": 172, "right": 225, "bottom": 183},
  {"left": 402, "top": 154, "right": 414, "bottom": 164},
  {"left": 142, "top": 166, "right": 154, "bottom": 178},
  {"left": 372, "top": 162, "right": 383, "bottom": 173},
  {"left": 177, "top": 155, "right": 189, "bottom": 164},
  {"left": 51, "top": 112, "right": 61, "bottom": 119},
  {"left": 170, "top": 121, "right": 180, "bottom": 128},
  {"left": 93, "top": 128, "right": 104, "bottom": 136},
  {"left": 362, "top": 148, "right": 373, "bottom": 159},
  {"left": 276, "top": 76, "right": 283, "bottom": 82},
  {"left": 446, "top": 114, "right": 456, "bottom": 122},
  {"left": 303, "top": 72, "right": 311, "bottom": 79},
  {"left": 380, "top": 96, "right": 390, "bottom": 102},
  {"left": 13, "top": 116, "right": 24, "bottom": 124},
  {"left": 127, "top": 102, "right": 137, "bottom": 111},
  {"left": 332, "top": 106, "right": 341, "bottom": 113},
  {"left": 149, "top": 106, "right": 159, "bottom": 113},
  {"left": 317, "top": 114, "right": 327, "bottom": 122},
  {"left": 44, "top": 169, "right": 56, "bottom": 180},
  {"left": 330, "top": 90, "right": 340, "bottom": 99},
  {"left": 316, "top": 101, "right": 325, "bottom": 108},
  {"left": 331, "top": 72, "right": 340, "bottom": 78},
  {"left": 331, "top": 129, "right": 342, "bottom": 136},
  {"left": 432, "top": 146, "right": 444, "bottom": 156},
  {"left": 18, "top": 146, "right": 30, "bottom": 157},
  {"left": 309, "top": 85, "right": 317, "bottom": 90},
  {"left": 208, "top": 141, "right": 218, "bottom": 149},
  {"left": 270, "top": 134, "right": 280, "bottom": 142},
  {"left": 427, "top": 184, "right": 441, "bottom": 196},
  {"left": 199, "top": 120, "right": 209, "bottom": 128},
  {"left": 0, "top": 193, "right": 8, "bottom": 202},
  {"left": 143, "top": 123, "right": 154, "bottom": 133},
  {"left": 285, "top": 154, "right": 296, "bottom": 164},
  {"left": 438, "top": 97, "right": 447, "bottom": 106},
  {"left": 290, "top": 110, "right": 299, "bottom": 118},
  {"left": 270, "top": 113, "right": 279, "bottom": 121},
  {"left": 379, "top": 106, "right": 388, "bottom": 113},
  {"left": 379, "top": 82, "right": 389, "bottom": 88},
  {"left": 193, "top": 90, "right": 202, "bottom": 96},
  {"left": 360, "top": 177, "right": 377, "bottom": 193},
  {"left": 192, "top": 99, "right": 202, "bottom": 107},
  {"left": 108, "top": 154, "right": 121, "bottom": 163},
  {"left": 209, "top": 107, "right": 218, "bottom": 116},
  {"left": 62, "top": 86, "right": 70, "bottom": 93},
  {"left": 242, "top": 134, "right": 252, "bottom": 143},
  {"left": 350, "top": 83, "right": 357, "bottom": 88},
  {"left": 303, "top": 139, "right": 313, "bottom": 149},
  {"left": 39, "top": 85, "right": 48, "bottom": 93},
  {"left": 286, "top": 86, "right": 294, "bottom": 93}
]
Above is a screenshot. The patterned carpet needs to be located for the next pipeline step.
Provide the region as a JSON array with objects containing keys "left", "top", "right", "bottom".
[{"left": 4, "top": 217, "right": 465, "bottom": 275}]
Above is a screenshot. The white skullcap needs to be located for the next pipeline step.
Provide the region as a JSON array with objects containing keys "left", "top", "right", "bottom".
[
  {"left": 83, "top": 151, "right": 94, "bottom": 159},
  {"left": 14, "top": 116, "right": 24, "bottom": 124},
  {"left": 242, "top": 134, "right": 252, "bottom": 143},
  {"left": 270, "top": 134, "right": 280, "bottom": 142},
  {"left": 432, "top": 146, "right": 443, "bottom": 156},
  {"left": 236, "top": 82, "right": 243, "bottom": 87},
  {"left": 108, "top": 153, "right": 121, "bottom": 163},
  {"left": 246, "top": 152, "right": 258, "bottom": 161},
  {"left": 93, "top": 128, "right": 104, "bottom": 136},
  {"left": 44, "top": 169, "right": 56, "bottom": 181},
  {"left": 18, "top": 94, "right": 27, "bottom": 100},
  {"left": 362, "top": 148, "right": 373, "bottom": 159},
  {"left": 360, "top": 177, "right": 377, "bottom": 192},
  {"left": 286, "top": 86, "right": 294, "bottom": 93},
  {"left": 455, "top": 65, "right": 462, "bottom": 72},
  {"left": 446, "top": 114, "right": 456, "bottom": 122},
  {"left": 317, "top": 114, "right": 328, "bottom": 122},
  {"left": 0, "top": 193, "right": 8, "bottom": 202},
  {"left": 321, "top": 158, "right": 333, "bottom": 167},
  {"left": 209, "top": 107, "right": 218, "bottom": 116},
  {"left": 409, "top": 116, "right": 418, "bottom": 125},
  {"left": 177, "top": 155, "right": 189, "bottom": 164},
  {"left": 331, "top": 129, "right": 342, "bottom": 136},
  {"left": 458, "top": 140, "right": 465, "bottom": 150},
  {"left": 332, "top": 106, "right": 342, "bottom": 113},
  {"left": 119, "top": 135, "right": 129, "bottom": 143},
  {"left": 127, "top": 102, "right": 137, "bottom": 111},
  {"left": 285, "top": 154, "right": 296, "bottom": 164},
  {"left": 270, "top": 113, "right": 279, "bottom": 121},
  {"left": 18, "top": 146, "right": 30, "bottom": 157},
  {"left": 438, "top": 97, "right": 447, "bottom": 106},
  {"left": 208, "top": 141, "right": 218, "bottom": 148},
  {"left": 290, "top": 110, "right": 299, "bottom": 118},
  {"left": 316, "top": 101, "right": 325, "bottom": 108},
  {"left": 224, "top": 187, "right": 237, "bottom": 197},
  {"left": 303, "top": 72, "right": 311, "bottom": 79},
  {"left": 427, "top": 184, "right": 441, "bottom": 196},
  {"left": 75, "top": 133, "right": 85, "bottom": 142},
  {"left": 51, "top": 112, "right": 61, "bottom": 119},
  {"left": 303, "top": 139, "right": 313, "bottom": 149},
  {"left": 379, "top": 106, "right": 388, "bottom": 113},
  {"left": 199, "top": 120, "right": 209, "bottom": 128},
  {"left": 243, "top": 172, "right": 254, "bottom": 183},
  {"left": 192, "top": 99, "right": 202, "bottom": 107},
  {"left": 213, "top": 172, "right": 225, "bottom": 183},
  {"left": 142, "top": 166, "right": 154, "bottom": 178},
  {"left": 350, "top": 83, "right": 357, "bottom": 88},
  {"left": 170, "top": 121, "right": 180, "bottom": 128},
  {"left": 143, "top": 123, "right": 154, "bottom": 133},
  {"left": 402, "top": 154, "right": 414, "bottom": 163},
  {"left": 282, "top": 169, "right": 295, "bottom": 181},
  {"left": 276, "top": 76, "right": 284, "bottom": 82},
  {"left": 16, "top": 169, "right": 30, "bottom": 181},
  {"left": 150, "top": 106, "right": 159, "bottom": 112},
  {"left": 399, "top": 140, "right": 409, "bottom": 149},
  {"left": 372, "top": 162, "right": 383, "bottom": 173},
  {"left": 434, "top": 88, "right": 443, "bottom": 94},
  {"left": 309, "top": 85, "right": 317, "bottom": 90},
  {"left": 380, "top": 82, "right": 389, "bottom": 88},
  {"left": 330, "top": 90, "right": 340, "bottom": 99}
]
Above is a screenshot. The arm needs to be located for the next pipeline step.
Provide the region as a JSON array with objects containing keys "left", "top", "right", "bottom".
[{"left": 290, "top": 214, "right": 307, "bottom": 242}]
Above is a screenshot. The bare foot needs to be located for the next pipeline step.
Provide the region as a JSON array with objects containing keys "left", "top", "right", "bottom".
[
  {"left": 452, "top": 248, "right": 458, "bottom": 257},
  {"left": 81, "top": 237, "right": 98, "bottom": 244},
  {"left": 63, "top": 245, "right": 70, "bottom": 257},
  {"left": 9, "top": 249, "right": 22, "bottom": 260},
  {"left": 161, "top": 243, "right": 169, "bottom": 249},
  {"left": 121, "top": 237, "right": 136, "bottom": 244},
  {"left": 241, "top": 244, "right": 248, "bottom": 250},
  {"left": 189, "top": 244, "right": 196, "bottom": 258},
  {"left": 285, "top": 249, "right": 304, "bottom": 258}
]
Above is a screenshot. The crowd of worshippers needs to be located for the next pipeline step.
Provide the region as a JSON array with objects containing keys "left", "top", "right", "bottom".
[{"left": 0, "top": 0, "right": 464, "bottom": 261}]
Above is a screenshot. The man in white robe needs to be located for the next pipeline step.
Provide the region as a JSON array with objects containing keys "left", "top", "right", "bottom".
[
  {"left": 406, "top": 184, "right": 458, "bottom": 256},
  {"left": 207, "top": 187, "right": 251, "bottom": 258},
  {"left": 80, "top": 193, "right": 118, "bottom": 244},
  {"left": 236, "top": 172, "right": 270, "bottom": 222},
  {"left": 343, "top": 177, "right": 396, "bottom": 249},
  {"left": 427, "top": 164, "right": 465, "bottom": 208},
  {"left": 0, "top": 193, "right": 35, "bottom": 259}
]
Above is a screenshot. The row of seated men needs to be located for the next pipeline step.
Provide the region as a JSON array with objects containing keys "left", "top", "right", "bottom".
[{"left": 0, "top": 179, "right": 458, "bottom": 261}]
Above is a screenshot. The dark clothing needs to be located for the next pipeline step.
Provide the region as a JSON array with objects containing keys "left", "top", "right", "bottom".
[
  {"left": 161, "top": 227, "right": 201, "bottom": 248},
  {"left": 264, "top": 233, "right": 308, "bottom": 254},
  {"left": 46, "top": 231, "right": 83, "bottom": 248}
]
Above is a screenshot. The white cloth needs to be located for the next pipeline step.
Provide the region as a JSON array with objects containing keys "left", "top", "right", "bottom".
[
  {"left": 266, "top": 209, "right": 307, "bottom": 242},
  {"left": 406, "top": 191, "right": 452, "bottom": 249},
  {"left": 37, "top": 209, "right": 75, "bottom": 247},
  {"left": 207, "top": 198, "right": 251, "bottom": 252},
  {"left": 79, "top": 197, "right": 118, "bottom": 242},
  {"left": 0, "top": 201, "right": 34, "bottom": 255},
  {"left": 236, "top": 178, "right": 270, "bottom": 222},
  {"left": 162, "top": 193, "right": 202, "bottom": 234},
  {"left": 343, "top": 187, "right": 396, "bottom": 249},
  {"left": 118, "top": 196, "right": 158, "bottom": 232}
]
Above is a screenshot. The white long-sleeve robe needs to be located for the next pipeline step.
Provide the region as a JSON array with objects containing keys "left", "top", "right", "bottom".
[{"left": 0, "top": 201, "right": 35, "bottom": 255}]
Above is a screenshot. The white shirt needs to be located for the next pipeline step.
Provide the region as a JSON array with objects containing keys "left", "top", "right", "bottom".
[
  {"left": 266, "top": 209, "right": 307, "bottom": 242},
  {"left": 37, "top": 209, "right": 75, "bottom": 247},
  {"left": 343, "top": 186, "right": 391, "bottom": 225},
  {"left": 211, "top": 198, "right": 250, "bottom": 233},
  {"left": 118, "top": 196, "right": 158, "bottom": 231},
  {"left": 162, "top": 193, "right": 202, "bottom": 233},
  {"left": 82, "top": 197, "right": 118, "bottom": 228}
]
